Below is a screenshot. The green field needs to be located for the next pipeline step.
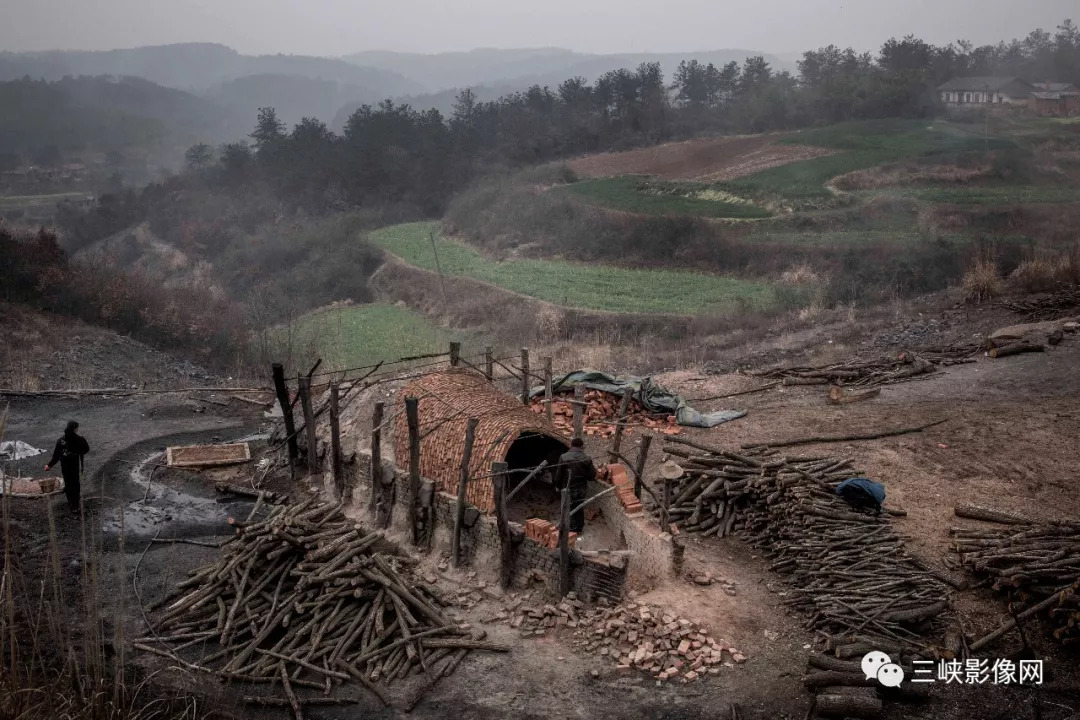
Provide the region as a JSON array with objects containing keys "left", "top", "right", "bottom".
[
  {"left": 264, "top": 303, "right": 461, "bottom": 371},
  {"left": 723, "top": 119, "right": 1016, "bottom": 200},
  {"left": 563, "top": 176, "right": 772, "bottom": 218},
  {"left": 904, "top": 185, "right": 1080, "bottom": 205},
  {"left": 0, "top": 192, "right": 92, "bottom": 207},
  {"left": 367, "top": 222, "right": 778, "bottom": 314}
]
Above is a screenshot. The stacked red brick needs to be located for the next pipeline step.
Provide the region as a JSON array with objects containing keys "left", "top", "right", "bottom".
[
  {"left": 529, "top": 390, "right": 681, "bottom": 437},
  {"left": 524, "top": 518, "right": 577, "bottom": 548},
  {"left": 601, "top": 463, "right": 643, "bottom": 514},
  {"left": 394, "top": 369, "right": 569, "bottom": 513}
]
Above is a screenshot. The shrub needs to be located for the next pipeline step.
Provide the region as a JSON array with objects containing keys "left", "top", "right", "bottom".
[{"left": 962, "top": 257, "right": 1004, "bottom": 303}]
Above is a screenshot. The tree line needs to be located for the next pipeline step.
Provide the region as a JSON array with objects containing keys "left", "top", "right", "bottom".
[{"left": 175, "top": 20, "right": 1078, "bottom": 214}]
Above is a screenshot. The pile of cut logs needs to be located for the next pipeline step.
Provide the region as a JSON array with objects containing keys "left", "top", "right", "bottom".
[
  {"left": 137, "top": 499, "right": 507, "bottom": 716},
  {"left": 1000, "top": 286, "right": 1080, "bottom": 321},
  {"left": 950, "top": 519, "right": 1080, "bottom": 647},
  {"left": 657, "top": 436, "right": 948, "bottom": 647},
  {"left": 529, "top": 390, "right": 681, "bottom": 436},
  {"left": 749, "top": 348, "right": 976, "bottom": 389}
]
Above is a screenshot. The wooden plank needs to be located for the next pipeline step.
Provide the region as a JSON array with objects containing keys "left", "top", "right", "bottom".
[
  {"left": 452, "top": 418, "right": 479, "bottom": 567},
  {"left": 166, "top": 443, "right": 251, "bottom": 469},
  {"left": 485, "top": 347, "right": 494, "bottom": 381},
  {"left": 608, "top": 389, "right": 632, "bottom": 463},
  {"left": 272, "top": 364, "right": 298, "bottom": 461},
  {"left": 633, "top": 434, "right": 652, "bottom": 500},
  {"left": 559, "top": 487, "right": 571, "bottom": 597},
  {"left": 370, "top": 401, "right": 384, "bottom": 515},
  {"left": 330, "top": 382, "right": 343, "bottom": 499},
  {"left": 520, "top": 349, "right": 530, "bottom": 405},
  {"left": 543, "top": 357, "right": 554, "bottom": 424},
  {"left": 449, "top": 342, "right": 461, "bottom": 367},
  {"left": 298, "top": 376, "right": 318, "bottom": 475},
  {"left": 573, "top": 385, "right": 584, "bottom": 440},
  {"left": 492, "top": 462, "right": 512, "bottom": 589},
  {"left": 406, "top": 397, "right": 421, "bottom": 544}
]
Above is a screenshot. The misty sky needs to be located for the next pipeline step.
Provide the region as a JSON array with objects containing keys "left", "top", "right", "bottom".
[{"left": 3, "top": 0, "right": 1075, "bottom": 57}]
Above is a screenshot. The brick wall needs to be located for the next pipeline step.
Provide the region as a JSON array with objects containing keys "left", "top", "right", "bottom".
[
  {"left": 348, "top": 451, "right": 625, "bottom": 603},
  {"left": 589, "top": 478, "right": 678, "bottom": 589}
]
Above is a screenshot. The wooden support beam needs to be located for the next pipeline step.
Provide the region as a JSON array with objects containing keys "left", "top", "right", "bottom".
[
  {"left": 492, "top": 462, "right": 513, "bottom": 589},
  {"left": 559, "top": 487, "right": 571, "bottom": 597},
  {"left": 329, "top": 381, "right": 343, "bottom": 499},
  {"left": 573, "top": 385, "right": 584, "bottom": 440},
  {"left": 452, "top": 418, "right": 479, "bottom": 567},
  {"left": 484, "top": 346, "right": 494, "bottom": 381},
  {"left": 608, "top": 389, "right": 632, "bottom": 464},
  {"left": 271, "top": 364, "right": 298, "bottom": 461},
  {"left": 661, "top": 478, "right": 672, "bottom": 534},
  {"left": 370, "top": 402, "right": 383, "bottom": 515},
  {"left": 449, "top": 342, "right": 461, "bottom": 367},
  {"left": 543, "top": 357, "right": 554, "bottom": 424},
  {"left": 520, "top": 348, "right": 530, "bottom": 405},
  {"left": 406, "top": 397, "right": 421, "bottom": 543},
  {"left": 633, "top": 434, "right": 652, "bottom": 500},
  {"left": 298, "top": 375, "right": 318, "bottom": 475}
]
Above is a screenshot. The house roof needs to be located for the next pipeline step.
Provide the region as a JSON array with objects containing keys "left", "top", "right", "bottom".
[
  {"left": 1033, "top": 82, "right": 1079, "bottom": 93},
  {"left": 937, "top": 77, "right": 1034, "bottom": 96}
]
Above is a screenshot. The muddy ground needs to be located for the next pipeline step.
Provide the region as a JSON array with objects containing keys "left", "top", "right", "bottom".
[{"left": 2, "top": 295, "right": 1079, "bottom": 720}]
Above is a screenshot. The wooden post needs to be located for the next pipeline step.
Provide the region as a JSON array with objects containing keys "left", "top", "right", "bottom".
[
  {"left": 370, "top": 401, "right": 384, "bottom": 514},
  {"left": 661, "top": 478, "right": 672, "bottom": 534},
  {"left": 405, "top": 397, "right": 421, "bottom": 544},
  {"left": 452, "top": 418, "right": 479, "bottom": 567},
  {"left": 543, "top": 356, "right": 553, "bottom": 424},
  {"left": 484, "top": 346, "right": 494, "bottom": 381},
  {"left": 608, "top": 389, "right": 632, "bottom": 464},
  {"left": 520, "top": 348, "right": 530, "bottom": 405},
  {"left": 633, "top": 434, "right": 652, "bottom": 500},
  {"left": 298, "top": 376, "right": 318, "bottom": 475},
  {"left": 271, "top": 364, "right": 298, "bottom": 461},
  {"left": 573, "top": 385, "right": 584, "bottom": 440},
  {"left": 558, "top": 487, "right": 571, "bottom": 597},
  {"left": 492, "top": 462, "right": 512, "bottom": 589},
  {"left": 329, "top": 381, "right": 343, "bottom": 498},
  {"left": 449, "top": 342, "right": 461, "bottom": 368}
]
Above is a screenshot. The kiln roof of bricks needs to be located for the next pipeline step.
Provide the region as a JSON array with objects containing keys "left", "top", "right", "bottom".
[{"left": 394, "top": 369, "right": 569, "bottom": 513}]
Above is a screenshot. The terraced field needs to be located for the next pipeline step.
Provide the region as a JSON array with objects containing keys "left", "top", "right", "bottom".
[
  {"left": 264, "top": 303, "right": 460, "bottom": 370},
  {"left": 367, "top": 222, "right": 778, "bottom": 315},
  {"left": 563, "top": 177, "right": 772, "bottom": 219}
]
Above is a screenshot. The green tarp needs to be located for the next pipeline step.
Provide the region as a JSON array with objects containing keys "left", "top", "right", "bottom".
[{"left": 529, "top": 369, "right": 747, "bottom": 429}]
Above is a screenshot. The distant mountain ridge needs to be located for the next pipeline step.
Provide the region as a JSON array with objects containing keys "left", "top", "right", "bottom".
[
  {"left": 343, "top": 47, "right": 791, "bottom": 94},
  {"left": 0, "top": 43, "right": 421, "bottom": 95}
]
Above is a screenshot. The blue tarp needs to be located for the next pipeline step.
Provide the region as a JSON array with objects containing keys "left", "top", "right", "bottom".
[{"left": 529, "top": 369, "right": 747, "bottom": 429}]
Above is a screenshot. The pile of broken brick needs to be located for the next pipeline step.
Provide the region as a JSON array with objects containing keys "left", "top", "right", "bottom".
[
  {"left": 501, "top": 594, "right": 744, "bottom": 683},
  {"left": 575, "top": 599, "right": 745, "bottom": 682},
  {"left": 529, "top": 390, "right": 682, "bottom": 437}
]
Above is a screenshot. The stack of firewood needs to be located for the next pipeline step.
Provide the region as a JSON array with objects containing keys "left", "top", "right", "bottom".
[
  {"left": 951, "top": 521, "right": 1080, "bottom": 647},
  {"left": 1000, "top": 286, "right": 1080, "bottom": 321},
  {"left": 656, "top": 437, "right": 948, "bottom": 647},
  {"left": 137, "top": 499, "right": 508, "bottom": 715},
  {"left": 749, "top": 348, "right": 977, "bottom": 389}
]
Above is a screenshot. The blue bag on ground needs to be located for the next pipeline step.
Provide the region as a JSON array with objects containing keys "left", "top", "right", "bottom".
[{"left": 835, "top": 477, "right": 886, "bottom": 513}]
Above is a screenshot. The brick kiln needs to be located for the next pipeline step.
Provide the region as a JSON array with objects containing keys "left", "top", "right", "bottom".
[{"left": 394, "top": 369, "right": 570, "bottom": 513}]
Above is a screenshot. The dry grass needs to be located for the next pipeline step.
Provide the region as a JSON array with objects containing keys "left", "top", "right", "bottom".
[
  {"left": 1007, "top": 250, "right": 1080, "bottom": 292},
  {"left": 962, "top": 257, "right": 1005, "bottom": 303}
]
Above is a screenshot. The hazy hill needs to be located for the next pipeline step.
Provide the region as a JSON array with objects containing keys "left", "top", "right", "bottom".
[
  {"left": 343, "top": 47, "right": 789, "bottom": 95},
  {"left": 0, "top": 43, "right": 421, "bottom": 95}
]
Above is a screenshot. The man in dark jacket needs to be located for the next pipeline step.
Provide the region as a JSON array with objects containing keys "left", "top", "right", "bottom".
[
  {"left": 44, "top": 420, "right": 89, "bottom": 514},
  {"left": 556, "top": 438, "right": 595, "bottom": 534}
]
